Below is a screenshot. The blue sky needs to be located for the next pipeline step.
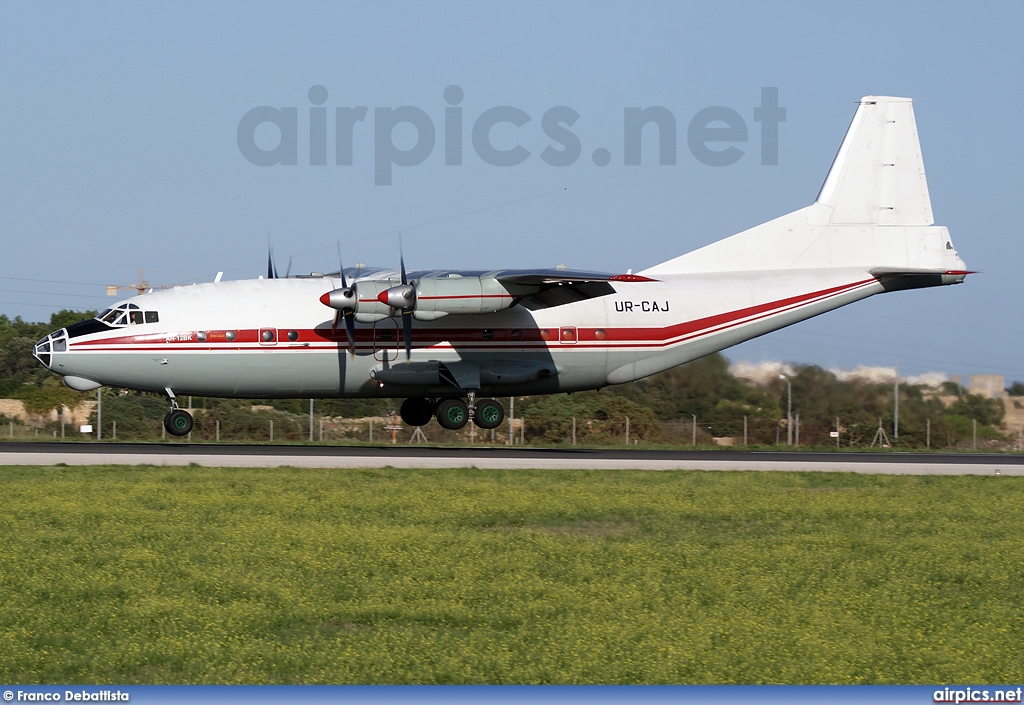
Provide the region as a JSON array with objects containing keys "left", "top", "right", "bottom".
[{"left": 2, "top": 1, "right": 1021, "bottom": 382}]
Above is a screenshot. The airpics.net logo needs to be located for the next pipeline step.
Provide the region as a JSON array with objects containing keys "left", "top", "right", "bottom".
[{"left": 237, "top": 86, "right": 786, "bottom": 185}]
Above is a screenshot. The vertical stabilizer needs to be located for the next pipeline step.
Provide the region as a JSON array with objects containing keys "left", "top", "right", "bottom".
[
  {"left": 816, "top": 96, "right": 934, "bottom": 226},
  {"left": 641, "top": 95, "right": 963, "bottom": 277}
]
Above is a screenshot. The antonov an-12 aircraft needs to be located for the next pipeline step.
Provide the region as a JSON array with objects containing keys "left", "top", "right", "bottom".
[{"left": 34, "top": 96, "right": 968, "bottom": 436}]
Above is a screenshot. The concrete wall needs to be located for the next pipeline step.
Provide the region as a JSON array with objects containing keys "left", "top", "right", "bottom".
[{"left": 0, "top": 398, "right": 95, "bottom": 427}]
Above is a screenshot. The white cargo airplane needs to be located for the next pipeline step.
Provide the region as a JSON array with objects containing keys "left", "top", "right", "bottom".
[{"left": 34, "top": 96, "right": 968, "bottom": 436}]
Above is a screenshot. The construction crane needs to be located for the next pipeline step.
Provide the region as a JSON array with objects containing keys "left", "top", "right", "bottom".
[{"left": 106, "top": 269, "right": 149, "bottom": 297}]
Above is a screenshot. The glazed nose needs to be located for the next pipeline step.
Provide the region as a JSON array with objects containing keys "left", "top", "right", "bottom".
[{"left": 33, "top": 329, "right": 68, "bottom": 369}]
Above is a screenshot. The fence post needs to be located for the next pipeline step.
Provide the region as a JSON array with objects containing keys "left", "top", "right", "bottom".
[
  {"left": 507, "top": 397, "right": 516, "bottom": 446},
  {"left": 309, "top": 399, "right": 314, "bottom": 441},
  {"left": 973, "top": 419, "right": 977, "bottom": 450},
  {"left": 743, "top": 415, "right": 748, "bottom": 446},
  {"left": 8, "top": 421, "right": 12, "bottom": 438},
  {"left": 216, "top": 419, "right": 220, "bottom": 442},
  {"left": 97, "top": 388, "right": 102, "bottom": 441},
  {"left": 926, "top": 418, "right": 930, "bottom": 449},
  {"left": 795, "top": 413, "right": 800, "bottom": 446},
  {"left": 625, "top": 416, "right": 630, "bottom": 446},
  {"left": 270, "top": 420, "right": 274, "bottom": 442},
  {"left": 369, "top": 419, "right": 373, "bottom": 443},
  {"left": 572, "top": 416, "right": 576, "bottom": 446},
  {"left": 835, "top": 416, "right": 840, "bottom": 449},
  {"left": 319, "top": 418, "right": 324, "bottom": 442},
  {"left": 692, "top": 414, "right": 696, "bottom": 446},
  {"left": 112, "top": 420, "right": 116, "bottom": 440}
]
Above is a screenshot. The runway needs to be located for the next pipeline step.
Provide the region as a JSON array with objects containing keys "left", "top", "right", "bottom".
[{"left": 0, "top": 442, "right": 1022, "bottom": 475}]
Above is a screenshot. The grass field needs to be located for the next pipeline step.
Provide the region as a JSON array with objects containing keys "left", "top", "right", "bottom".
[{"left": 0, "top": 465, "right": 1022, "bottom": 684}]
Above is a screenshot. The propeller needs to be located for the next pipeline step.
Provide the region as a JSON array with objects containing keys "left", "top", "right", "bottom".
[
  {"left": 399, "top": 251, "right": 413, "bottom": 361},
  {"left": 330, "top": 243, "right": 357, "bottom": 357},
  {"left": 376, "top": 236, "right": 416, "bottom": 361}
]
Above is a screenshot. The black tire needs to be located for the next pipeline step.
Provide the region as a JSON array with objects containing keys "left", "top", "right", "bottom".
[
  {"left": 164, "top": 409, "right": 193, "bottom": 437},
  {"left": 436, "top": 398, "right": 469, "bottom": 430},
  {"left": 400, "top": 397, "right": 433, "bottom": 427},
  {"left": 473, "top": 398, "right": 504, "bottom": 429}
]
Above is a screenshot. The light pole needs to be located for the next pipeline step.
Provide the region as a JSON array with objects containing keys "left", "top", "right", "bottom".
[{"left": 779, "top": 374, "right": 792, "bottom": 446}]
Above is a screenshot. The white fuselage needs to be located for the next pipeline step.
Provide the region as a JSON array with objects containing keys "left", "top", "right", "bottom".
[{"left": 41, "top": 267, "right": 907, "bottom": 399}]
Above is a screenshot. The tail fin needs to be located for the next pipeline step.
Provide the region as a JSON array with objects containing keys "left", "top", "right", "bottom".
[
  {"left": 816, "top": 96, "right": 933, "bottom": 226},
  {"left": 642, "top": 96, "right": 966, "bottom": 277}
]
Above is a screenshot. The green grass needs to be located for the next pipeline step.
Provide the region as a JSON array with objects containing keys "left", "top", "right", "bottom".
[{"left": 0, "top": 465, "right": 1022, "bottom": 684}]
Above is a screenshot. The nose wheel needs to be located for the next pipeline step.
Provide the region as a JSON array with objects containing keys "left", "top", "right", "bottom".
[{"left": 164, "top": 409, "right": 194, "bottom": 437}]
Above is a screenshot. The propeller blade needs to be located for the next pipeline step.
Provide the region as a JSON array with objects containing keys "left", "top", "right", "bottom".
[
  {"left": 284, "top": 256, "right": 292, "bottom": 278},
  {"left": 401, "top": 311, "right": 413, "bottom": 361},
  {"left": 399, "top": 231, "right": 407, "bottom": 285},
  {"left": 267, "top": 247, "right": 276, "bottom": 279},
  {"left": 331, "top": 310, "right": 341, "bottom": 335},
  {"left": 345, "top": 312, "right": 357, "bottom": 358},
  {"left": 336, "top": 242, "right": 348, "bottom": 289}
]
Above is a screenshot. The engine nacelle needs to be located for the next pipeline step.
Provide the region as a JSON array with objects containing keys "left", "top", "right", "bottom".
[
  {"left": 411, "top": 276, "right": 514, "bottom": 318},
  {"left": 321, "top": 275, "right": 516, "bottom": 322}
]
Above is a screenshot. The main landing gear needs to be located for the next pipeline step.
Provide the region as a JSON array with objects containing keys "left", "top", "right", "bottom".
[
  {"left": 163, "top": 389, "right": 193, "bottom": 437},
  {"left": 400, "top": 395, "right": 504, "bottom": 431}
]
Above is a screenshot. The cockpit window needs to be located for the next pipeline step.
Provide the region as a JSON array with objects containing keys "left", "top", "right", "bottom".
[{"left": 97, "top": 304, "right": 159, "bottom": 327}]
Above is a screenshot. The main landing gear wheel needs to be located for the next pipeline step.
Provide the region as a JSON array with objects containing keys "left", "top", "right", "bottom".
[
  {"left": 400, "top": 397, "right": 434, "bottom": 427},
  {"left": 436, "top": 398, "right": 469, "bottom": 430},
  {"left": 473, "top": 398, "right": 504, "bottom": 429},
  {"left": 164, "top": 409, "right": 194, "bottom": 437}
]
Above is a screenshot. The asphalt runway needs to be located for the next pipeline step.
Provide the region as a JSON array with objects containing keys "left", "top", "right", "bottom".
[{"left": 0, "top": 441, "right": 1022, "bottom": 475}]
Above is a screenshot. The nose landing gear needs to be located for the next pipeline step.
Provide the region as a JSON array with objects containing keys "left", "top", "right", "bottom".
[{"left": 162, "top": 388, "right": 193, "bottom": 437}]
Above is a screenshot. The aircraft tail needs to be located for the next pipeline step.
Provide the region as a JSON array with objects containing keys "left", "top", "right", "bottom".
[
  {"left": 816, "top": 96, "right": 933, "bottom": 226},
  {"left": 642, "top": 96, "right": 967, "bottom": 277}
]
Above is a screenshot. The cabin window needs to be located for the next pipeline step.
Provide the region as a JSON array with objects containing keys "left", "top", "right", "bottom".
[
  {"left": 129, "top": 311, "right": 144, "bottom": 325},
  {"left": 145, "top": 311, "right": 159, "bottom": 324}
]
